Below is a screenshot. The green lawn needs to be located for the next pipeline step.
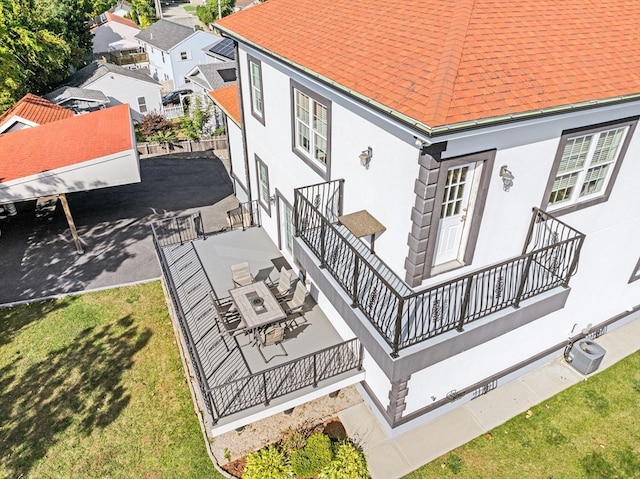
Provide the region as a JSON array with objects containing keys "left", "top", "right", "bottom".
[
  {"left": 183, "top": 5, "right": 196, "bottom": 12},
  {"left": 0, "top": 282, "right": 223, "bottom": 479},
  {"left": 403, "top": 350, "right": 640, "bottom": 478}
]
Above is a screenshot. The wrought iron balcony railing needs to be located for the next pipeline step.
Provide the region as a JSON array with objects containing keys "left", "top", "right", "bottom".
[{"left": 294, "top": 180, "right": 585, "bottom": 357}]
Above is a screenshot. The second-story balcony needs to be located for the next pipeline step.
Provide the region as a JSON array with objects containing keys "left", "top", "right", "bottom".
[
  {"left": 294, "top": 180, "right": 585, "bottom": 358},
  {"left": 108, "top": 51, "right": 149, "bottom": 67}
]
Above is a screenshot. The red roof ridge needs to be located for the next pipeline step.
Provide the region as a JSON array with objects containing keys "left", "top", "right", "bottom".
[{"left": 428, "top": 0, "right": 475, "bottom": 124}]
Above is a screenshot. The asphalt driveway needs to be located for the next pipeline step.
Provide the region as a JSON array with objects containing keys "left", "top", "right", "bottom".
[{"left": 0, "top": 152, "right": 238, "bottom": 304}]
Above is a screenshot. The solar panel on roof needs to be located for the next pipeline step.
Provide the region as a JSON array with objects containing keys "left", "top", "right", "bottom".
[{"left": 209, "top": 38, "right": 235, "bottom": 60}]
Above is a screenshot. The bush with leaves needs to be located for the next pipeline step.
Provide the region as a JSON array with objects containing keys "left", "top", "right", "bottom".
[
  {"left": 179, "top": 96, "right": 212, "bottom": 140},
  {"left": 290, "top": 433, "right": 333, "bottom": 477},
  {"left": 242, "top": 445, "right": 294, "bottom": 479},
  {"left": 319, "top": 441, "right": 368, "bottom": 479},
  {"left": 136, "top": 112, "right": 176, "bottom": 141}
]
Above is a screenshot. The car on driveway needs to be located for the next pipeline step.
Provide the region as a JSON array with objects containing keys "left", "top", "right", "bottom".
[{"left": 162, "top": 89, "right": 192, "bottom": 106}]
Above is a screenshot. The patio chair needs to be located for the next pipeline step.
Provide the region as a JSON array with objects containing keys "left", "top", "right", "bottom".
[
  {"left": 270, "top": 267, "right": 293, "bottom": 299},
  {"left": 231, "top": 262, "right": 255, "bottom": 287},
  {"left": 257, "top": 325, "right": 287, "bottom": 363},
  {"left": 284, "top": 281, "right": 307, "bottom": 315},
  {"left": 210, "top": 292, "right": 246, "bottom": 335}
]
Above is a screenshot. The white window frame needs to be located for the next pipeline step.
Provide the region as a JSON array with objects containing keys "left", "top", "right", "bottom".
[
  {"left": 542, "top": 117, "right": 637, "bottom": 215},
  {"left": 137, "top": 96, "right": 147, "bottom": 113},
  {"left": 179, "top": 51, "right": 191, "bottom": 61},
  {"left": 247, "top": 55, "right": 264, "bottom": 124},
  {"left": 290, "top": 80, "right": 331, "bottom": 180}
]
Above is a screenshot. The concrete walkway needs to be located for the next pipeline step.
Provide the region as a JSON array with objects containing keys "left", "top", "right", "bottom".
[{"left": 339, "top": 315, "right": 640, "bottom": 479}]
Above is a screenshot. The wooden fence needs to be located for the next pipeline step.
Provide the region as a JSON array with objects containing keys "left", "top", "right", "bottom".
[{"left": 137, "top": 137, "right": 228, "bottom": 156}]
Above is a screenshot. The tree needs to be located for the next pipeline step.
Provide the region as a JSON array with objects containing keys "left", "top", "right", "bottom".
[
  {"left": 0, "top": 0, "right": 71, "bottom": 112},
  {"left": 195, "top": 0, "right": 235, "bottom": 26},
  {"left": 136, "top": 112, "right": 175, "bottom": 141},
  {"left": 39, "top": 0, "right": 95, "bottom": 67},
  {"left": 129, "top": 0, "right": 154, "bottom": 27},
  {"left": 179, "top": 96, "right": 212, "bottom": 140}
]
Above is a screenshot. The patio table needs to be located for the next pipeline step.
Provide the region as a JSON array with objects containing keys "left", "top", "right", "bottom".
[{"left": 229, "top": 281, "right": 287, "bottom": 344}]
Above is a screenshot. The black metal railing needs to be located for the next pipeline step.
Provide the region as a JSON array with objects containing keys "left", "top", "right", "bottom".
[
  {"left": 151, "top": 213, "right": 363, "bottom": 424},
  {"left": 294, "top": 181, "right": 585, "bottom": 357},
  {"left": 227, "top": 200, "right": 261, "bottom": 231},
  {"left": 152, "top": 212, "right": 206, "bottom": 246},
  {"left": 209, "top": 339, "right": 363, "bottom": 420}
]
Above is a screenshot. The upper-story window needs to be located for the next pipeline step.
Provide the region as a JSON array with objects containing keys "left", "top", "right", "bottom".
[
  {"left": 247, "top": 55, "right": 264, "bottom": 124},
  {"left": 137, "top": 96, "right": 147, "bottom": 113},
  {"left": 180, "top": 51, "right": 191, "bottom": 61},
  {"left": 542, "top": 117, "right": 637, "bottom": 214},
  {"left": 161, "top": 52, "right": 165, "bottom": 63},
  {"left": 255, "top": 155, "right": 271, "bottom": 215},
  {"left": 290, "top": 80, "right": 331, "bottom": 179}
]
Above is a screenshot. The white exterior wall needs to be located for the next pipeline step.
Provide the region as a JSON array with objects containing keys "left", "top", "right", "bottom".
[
  {"left": 170, "top": 32, "right": 219, "bottom": 89},
  {"left": 144, "top": 44, "right": 175, "bottom": 86},
  {"left": 87, "top": 75, "right": 162, "bottom": 119},
  {"left": 226, "top": 119, "right": 249, "bottom": 202},
  {"left": 237, "top": 46, "right": 420, "bottom": 275},
  {"left": 92, "top": 22, "right": 140, "bottom": 54},
  {"left": 234, "top": 42, "right": 639, "bottom": 432}
]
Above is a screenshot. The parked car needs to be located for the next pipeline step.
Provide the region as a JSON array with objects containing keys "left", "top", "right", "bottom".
[{"left": 162, "top": 89, "right": 192, "bottom": 106}]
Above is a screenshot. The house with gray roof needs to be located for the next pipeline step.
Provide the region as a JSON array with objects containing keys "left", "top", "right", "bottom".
[
  {"left": 135, "top": 19, "right": 222, "bottom": 92},
  {"left": 56, "top": 61, "right": 162, "bottom": 121},
  {"left": 44, "top": 87, "right": 110, "bottom": 114},
  {"left": 185, "top": 62, "right": 236, "bottom": 93}
]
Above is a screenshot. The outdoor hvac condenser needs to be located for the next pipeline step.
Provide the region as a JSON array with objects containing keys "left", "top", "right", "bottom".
[{"left": 567, "top": 339, "right": 606, "bottom": 375}]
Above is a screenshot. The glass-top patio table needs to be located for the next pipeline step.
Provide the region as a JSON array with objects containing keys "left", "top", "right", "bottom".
[{"left": 229, "top": 281, "right": 287, "bottom": 343}]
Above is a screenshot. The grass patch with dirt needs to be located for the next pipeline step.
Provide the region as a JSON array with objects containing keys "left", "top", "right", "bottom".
[
  {"left": 0, "top": 282, "right": 223, "bottom": 479},
  {"left": 403, "top": 350, "right": 640, "bottom": 478}
]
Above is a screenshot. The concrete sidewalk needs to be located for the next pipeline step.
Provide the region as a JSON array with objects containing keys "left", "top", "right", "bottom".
[{"left": 339, "top": 316, "right": 640, "bottom": 479}]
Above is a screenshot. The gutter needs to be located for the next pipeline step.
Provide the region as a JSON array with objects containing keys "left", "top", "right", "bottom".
[{"left": 215, "top": 26, "right": 640, "bottom": 139}]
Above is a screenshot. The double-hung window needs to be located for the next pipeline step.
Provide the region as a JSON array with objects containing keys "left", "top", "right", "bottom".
[
  {"left": 291, "top": 80, "right": 331, "bottom": 179},
  {"left": 137, "top": 96, "right": 147, "bottom": 113},
  {"left": 247, "top": 55, "right": 264, "bottom": 123},
  {"left": 255, "top": 155, "right": 271, "bottom": 215},
  {"left": 543, "top": 118, "right": 637, "bottom": 214}
]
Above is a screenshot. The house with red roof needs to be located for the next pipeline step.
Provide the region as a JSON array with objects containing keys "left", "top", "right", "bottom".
[
  {"left": 0, "top": 102, "right": 140, "bottom": 251},
  {"left": 185, "top": 0, "right": 639, "bottom": 436},
  {"left": 0, "top": 94, "right": 75, "bottom": 134}
]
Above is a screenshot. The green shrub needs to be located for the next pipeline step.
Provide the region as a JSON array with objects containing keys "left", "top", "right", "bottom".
[
  {"left": 319, "top": 441, "right": 368, "bottom": 479},
  {"left": 290, "top": 433, "right": 333, "bottom": 477},
  {"left": 447, "top": 453, "right": 464, "bottom": 474},
  {"left": 242, "top": 445, "right": 294, "bottom": 479}
]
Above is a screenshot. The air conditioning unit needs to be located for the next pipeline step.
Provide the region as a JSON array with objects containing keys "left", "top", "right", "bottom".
[{"left": 567, "top": 339, "right": 606, "bottom": 375}]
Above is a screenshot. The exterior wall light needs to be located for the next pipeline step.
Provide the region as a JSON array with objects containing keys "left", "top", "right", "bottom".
[
  {"left": 499, "top": 165, "right": 515, "bottom": 192},
  {"left": 359, "top": 146, "right": 373, "bottom": 169},
  {"left": 269, "top": 194, "right": 276, "bottom": 205}
]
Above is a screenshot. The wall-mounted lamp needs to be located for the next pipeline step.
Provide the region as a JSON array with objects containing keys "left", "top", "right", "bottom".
[
  {"left": 359, "top": 146, "right": 373, "bottom": 169},
  {"left": 269, "top": 194, "right": 276, "bottom": 205},
  {"left": 499, "top": 165, "right": 515, "bottom": 192},
  {"left": 414, "top": 137, "right": 432, "bottom": 155}
]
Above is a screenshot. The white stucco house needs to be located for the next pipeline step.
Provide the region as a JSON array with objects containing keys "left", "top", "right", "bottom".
[
  {"left": 135, "top": 19, "right": 223, "bottom": 92},
  {"left": 187, "top": 0, "right": 640, "bottom": 438},
  {"left": 59, "top": 61, "right": 163, "bottom": 121}
]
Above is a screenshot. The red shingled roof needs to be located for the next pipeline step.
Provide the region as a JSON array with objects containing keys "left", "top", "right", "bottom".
[
  {"left": 104, "top": 12, "right": 139, "bottom": 29},
  {"left": 0, "top": 94, "right": 74, "bottom": 129},
  {"left": 217, "top": 0, "right": 640, "bottom": 129},
  {"left": 209, "top": 85, "right": 241, "bottom": 126},
  {"left": 0, "top": 104, "right": 134, "bottom": 183}
]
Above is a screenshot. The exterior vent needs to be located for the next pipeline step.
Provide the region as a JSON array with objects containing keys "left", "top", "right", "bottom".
[{"left": 567, "top": 339, "right": 606, "bottom": 375}]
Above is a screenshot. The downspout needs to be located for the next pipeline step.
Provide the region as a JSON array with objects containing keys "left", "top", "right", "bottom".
[{"left": 234, "top": 42, "right": 253, "bottom": 201}]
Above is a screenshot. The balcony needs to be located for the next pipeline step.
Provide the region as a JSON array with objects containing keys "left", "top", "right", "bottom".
[
  {"left": 294, "top": 180, "right": 585, "bottom": 358},
  {"left": 108, "top": 51, "right": 149, "bottom": 67},
  {"left": 151, "top": 209, "right": 364, "bottom": 434}
]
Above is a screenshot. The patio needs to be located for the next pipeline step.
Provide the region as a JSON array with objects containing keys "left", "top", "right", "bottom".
[{"left": 153, "top": 217, "right": 364, "bottom": 433}]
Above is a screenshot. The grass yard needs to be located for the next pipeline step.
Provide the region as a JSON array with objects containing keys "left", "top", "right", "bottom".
[
  {"left": 0, "top": 282, "right": 223, "bottom": 479},
  {"left": 183, "top": 5, "right": 196, "bottom": 12},
  {"left": 403, "top": 350, "right": 640, "bottom": 478}
]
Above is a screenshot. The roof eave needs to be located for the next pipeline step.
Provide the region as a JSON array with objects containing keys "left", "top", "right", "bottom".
[{"left": 216, "top": 26, "right": 640, "bottom": 139}]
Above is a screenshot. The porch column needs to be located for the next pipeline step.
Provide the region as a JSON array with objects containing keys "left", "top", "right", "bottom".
[{"left": 58, "top": 193, "right": 84, "bottom": 254}]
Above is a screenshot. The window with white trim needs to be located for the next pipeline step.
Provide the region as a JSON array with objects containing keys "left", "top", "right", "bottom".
[
  {"left": 543, "top": 118, "right": 637, "bottom": 214},
  {"left": 137, "top": 96, "right": 147, "bottom": 113},
  {"left": 294, "top": 90, "right": 328, "bottom": 165},
  {"left": 247, "top": 55, "right": 264, "bottom": 123},
  {"left": 180, "top": 51, "right": 191, "bottom": 61}
]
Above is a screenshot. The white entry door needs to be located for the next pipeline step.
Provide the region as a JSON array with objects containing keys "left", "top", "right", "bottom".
[{"left": 434, "top": 163, "right": 477, "bottom": 265}]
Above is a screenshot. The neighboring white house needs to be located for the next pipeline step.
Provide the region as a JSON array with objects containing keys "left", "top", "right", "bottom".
[
  {"left": 204, "top": 0, "right": 640, "bottom": 438},
  {"left": 91, "top": 12, "right": 141, "bottom": 56},
  {"left": 135, "top": 19, "right": 222, "bottom": 92},
  {"left": 58, "top": 61, "right": 163, "bottom": 121}
]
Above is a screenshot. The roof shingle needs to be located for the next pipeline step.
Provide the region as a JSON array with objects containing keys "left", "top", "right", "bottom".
[
  {"left": 209, "top": 84, "right": 241, "bottom": 126},
  {"left": 216, "top": 0, "right": 640, "bottom": 129},
  {"left": 0, "top": 94, "right": 74, "bottom": 129}
]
